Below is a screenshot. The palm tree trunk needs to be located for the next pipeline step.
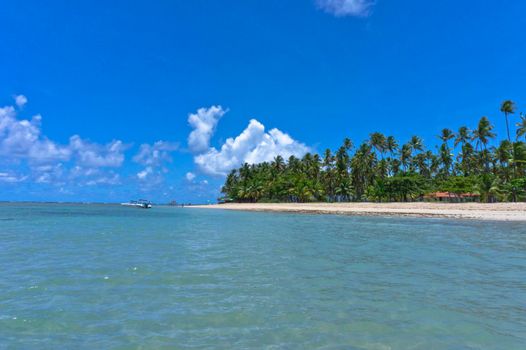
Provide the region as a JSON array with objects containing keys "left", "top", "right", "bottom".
[{"left": 505, "top": 112, "right": 511, "bottom": 142}]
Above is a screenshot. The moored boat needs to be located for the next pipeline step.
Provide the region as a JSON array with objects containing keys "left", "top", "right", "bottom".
[{"left": 121, "top": 199, "right": 152, "bottom": 209}]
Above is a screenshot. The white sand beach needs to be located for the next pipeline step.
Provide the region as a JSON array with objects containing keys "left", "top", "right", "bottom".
[{"left": 190, "top": 202, "right": 526, "bottom": 221}]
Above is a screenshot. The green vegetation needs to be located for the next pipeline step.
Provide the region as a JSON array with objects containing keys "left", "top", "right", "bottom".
[{"left": 221, "top": 102, "right": 526, "bottom": 203}]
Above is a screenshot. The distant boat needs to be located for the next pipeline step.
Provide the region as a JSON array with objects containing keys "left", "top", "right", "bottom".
[{"left": 121, "top": 199, "right": 152, "bottom": 209}]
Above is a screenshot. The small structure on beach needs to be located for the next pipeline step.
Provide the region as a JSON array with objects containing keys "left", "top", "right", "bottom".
[
  {"left": 217, "top": 197, "right": 234, "bottom": 204},
  {"left": 424, "top": 191, "right": 480, "bottom": 202}
]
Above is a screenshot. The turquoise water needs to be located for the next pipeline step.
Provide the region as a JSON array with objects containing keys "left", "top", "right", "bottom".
[{"left": 1, "top": 204, "right": 525, "bottom": 349}]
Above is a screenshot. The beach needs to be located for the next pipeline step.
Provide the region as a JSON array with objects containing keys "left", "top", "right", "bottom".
[{"left": 191, "top": 202, "right": 526, "bottom": 221}]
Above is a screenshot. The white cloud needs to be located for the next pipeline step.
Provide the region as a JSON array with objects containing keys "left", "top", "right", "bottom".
[
  {"left": 133, "top": 141, "right": 179, "bottom": 188},
  {"left": 34, "top": 164, "right": 64, "bottom": 184},
  {"left": 194, "top": 119, "right": 309, "bottom": 176},
  {"left": 0, "top": 97, "right": 129, "bottom": 190},
  {"left": 85, "top": 173, "right": 120, "bottom": 186},
  {"left": 70, "top": 166, "right": 100, "bottom": 179},
  {"left": 0, "top": 107, "right": 71, "bottom": 163},
  {"left": 185, "top": 172, "right": 196, "bottom": 181},
  {"left": 133, "top": 141, "right": 179, "bottom": 166},
  {"left": 317, "top": 0, "right": 374, "bottom": 17},
  {"left": 187, "top": 105, "right": 226, "bottom": 153},
  {"left": 0, "top": 171, "right": 28, "bottom": 183},
  {"left": 135, "top": 165, "right": 166, "bottom": 190},
  {"left": 0, "top": 104, "right": 127, "bottom": 169},
  {"left": 68, "top": 166, "right": 120, "bottom": 187},
  {"left": 137, "top": 166, "right": 153, "bottom": 180},
  {"left": 69, "top": 135, "right": 127, "bottom": 168},
  {"left": 14, "top": 95, "right": 28, "bottom": 108}
]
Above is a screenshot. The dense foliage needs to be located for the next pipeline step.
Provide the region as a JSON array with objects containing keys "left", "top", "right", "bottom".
[{"left": 221, "top": 101, "right": 526, "bottom": 203}]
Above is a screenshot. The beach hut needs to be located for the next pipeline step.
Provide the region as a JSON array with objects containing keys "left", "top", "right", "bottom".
[{"left": 424, "top": 191, "right": 480, "bottom": 203}]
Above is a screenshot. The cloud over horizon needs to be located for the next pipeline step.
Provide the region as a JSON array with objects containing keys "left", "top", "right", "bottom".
[
  {"left": 190, "top": 115, "right": 310, "bottom": 176},
  {"left": 133, "top": 141, "right": 179, "bottom": 167},
  {"left": 133, "top": 141, "right": 179, "bottom": 184},
  {"left": 1, "top": 96, "right": 310, "bottom": 201},
  {"left": 0, "top": 97, "right": 129, "bottom": 188},
  {"left": 316, "top": 0, "right": 374, "bottom": 17}
]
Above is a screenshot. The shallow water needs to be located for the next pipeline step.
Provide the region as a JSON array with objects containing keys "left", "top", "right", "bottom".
[{"left": 1, "top": 203, "right": 525, "bottom": 349}]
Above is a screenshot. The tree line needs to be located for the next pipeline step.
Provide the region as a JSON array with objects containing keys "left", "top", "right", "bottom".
[{"left": 221, "top": 100, "right": 526, "bottom": 203}]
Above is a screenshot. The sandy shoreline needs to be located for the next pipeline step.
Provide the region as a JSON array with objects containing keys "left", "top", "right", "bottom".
[{"left": 189, "top": 202, "right": 526, "bottom": 221}]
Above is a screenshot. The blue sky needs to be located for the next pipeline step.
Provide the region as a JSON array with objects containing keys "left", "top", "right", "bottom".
[{"left": 1, "top": 0, "right": 525, "bottom": 203}]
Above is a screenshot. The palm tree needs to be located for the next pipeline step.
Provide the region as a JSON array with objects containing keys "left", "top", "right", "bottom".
[
  {"left": 221, "top": 170, "right": 239, "bottom": 199},
  {"left": 516, "top": 113, "right": 526, "bottom": 141},
  {"left": 239, "top": 163, "right": 251, "bottom": 183},
  {"left": 500, "top": 100, "right": 516, "bottom": 142},
  {"left": 376, "top": 159, "right": 389, "bottom": 179},
  {"left": 439, "top": 143, "right": 453, "bottom": 177},
  {"left": 472, "top": 116, "right": 496, "bottom": 151},
  {"left": 458, "top": 143, "right": 474, "bottom": 176},
  {"left": 386, "top": 136, "right": 398, "bottom": 157},
  {"left": 322, "top": 149, "right": 335, "bottom": 201},
  {"left": 335, "top": 179, "right": 353, "bottom": 202},
  {"left": 400, "top": 143, "right": 412, "bottom": 172},
  {"left": 454, "top": 126, "right": 471, "bottom": 148},
  {"left": 437, "top": 129, "right": 455, "bottom": 177},
  {"left": 343, "top": 137, "right": 353, "bottom": 151},
  {"left": 350, "top": 143, "right": 375, "bottom": 200},
  {"left": 272, "top": 155, "right": 285, "bottom": 173},
  {"left": 495, "top": 140, "right": 512, "bottom": 180},
  {"left": 369, "top": 132, "right": 387, "bottom": 159},
  {"left": 414, "top": 152, "right": 430, "bottom": 177},
  {"left": 439, "top": 128, "right": 455, "bottom": 145},
  {"left": 335, "top": 146, "right": 350, "bottom": 177},
  {"left": 409, "top": 136, "right": 423, "bottom": 154},
  {"left": 472, "top": 117, "right": 496, "bottom": 173},
  {"left": 390, "top": 158, "right": 402, "bottom": 176},
  {"left": 511, "top": 141, "right": 526, "bottom": 177}
]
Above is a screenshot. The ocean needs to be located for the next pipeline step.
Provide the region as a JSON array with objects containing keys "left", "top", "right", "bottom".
[{"left": 1, "top": 203, "right": 525, "bottom": 349}]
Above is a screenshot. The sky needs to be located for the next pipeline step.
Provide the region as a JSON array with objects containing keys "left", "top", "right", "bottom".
[{"left": 1, "top": 0, "right": 526, "bottom": 203}]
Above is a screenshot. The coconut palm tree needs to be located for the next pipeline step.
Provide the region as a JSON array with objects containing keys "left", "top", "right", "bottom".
[
  {"left": 350, "top": 143, "right": 375, "bottom": 200},
  {"left": 495, "top": 140, "right": 512, "bottom": 180},
  {"left": 335, "top": 179, "right": 353, "bottom": 202},
  {"left": 322, "top": 149, "right": 335, "bottom": 201},
  {"left": 439, "top": 128, "right": 455, "bottom": 145},
  {"left": 458, "top": 143, "right": 474, "bottom": 176},
  {"left": 500, "top": 100, "right": 516, "bottom": 142},
  {"left": 343, "top": 137, "right": 353, "bottom": 151},
  {"left": 472, "top": 117, "right": 496, "bottom": 173},
  {"left": 511, "top": 141, "right": 526, "bottom": 177},
  {"left": 400, "top": 143, "right": 412, "bottom": 172},
  {"left": 439, "top": 143, "right": 454, "bottom": 177},
  {"left": 335, "top": 146, "right": 350, "bottom": 177},
  {"left": 454, "top": 126, "right": 471, "bottom": 148},
  {"left": 409, "top": 136, "right": 424, "bottom": 154},
  {"left": 472, "top": 116, "right": 496, "bottom": 151},
  {"left": 369, "top": 132, "right": 387, "bottom": 159},
  {"left": 386, "top": 136, "right": 398, "bottom": 156},
  {"left": 414, "top": 152, "right": 430, "bottom": 177}
]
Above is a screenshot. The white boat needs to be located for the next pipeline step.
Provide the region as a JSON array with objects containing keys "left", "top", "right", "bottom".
[{"left": 121, "top": 199, "right": 152, "bottom": 209}]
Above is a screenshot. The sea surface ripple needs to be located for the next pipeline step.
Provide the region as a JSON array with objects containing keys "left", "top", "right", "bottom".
[{"left": 1, "top": 203, "right": 525, "bottom": 349}]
